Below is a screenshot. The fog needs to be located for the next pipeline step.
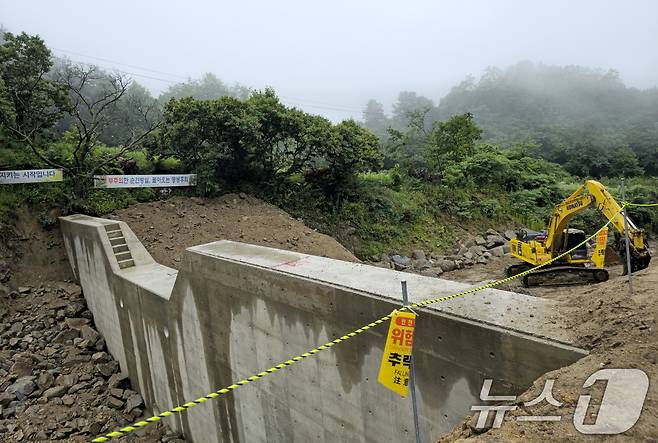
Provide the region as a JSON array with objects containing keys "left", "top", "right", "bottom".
[{"left": 3, "top": 0, "right": 658, "bottom": 120}]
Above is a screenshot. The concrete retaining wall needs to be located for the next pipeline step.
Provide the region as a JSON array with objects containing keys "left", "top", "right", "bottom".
[{"left": 60, "top": 215, "right": 586, "bottom": 442}]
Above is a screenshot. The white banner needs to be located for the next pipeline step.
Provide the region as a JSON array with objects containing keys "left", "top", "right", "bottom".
[
  {"left": 0, "top": 169, "right": 63, "bottom": 184},
  {"left": 93, "top": 174, "right": 197, "bottom": 188}
]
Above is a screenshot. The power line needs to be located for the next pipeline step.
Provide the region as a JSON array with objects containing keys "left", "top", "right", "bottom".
[
  {"left": 51, "top": 47, "right": 364, "bottom": 115},
  {"left": 51, "top": 47, "right": 188, "bottom": 81}
]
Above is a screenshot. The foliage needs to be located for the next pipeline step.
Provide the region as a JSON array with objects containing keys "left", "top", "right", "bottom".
[
  {"left": 425, "top": 112, "right": 482, "bottom": 178},
  {"left": 362, "top": 99, "right": 389, "bottom": 139},
  {"left": 156, "top": 90, "right": 382, "bottom": 199},
  {"left": 437, "top": 62, "right": 658, "bottom": 177},
  {"left": 364, "top": 62, "right": 658, "bottom": 178},
  {"left": 0, "top": 32, "right": 67, "bottom": 153},
  {"left": 159, "top": 73, "right": 250, "bottom": 102}
]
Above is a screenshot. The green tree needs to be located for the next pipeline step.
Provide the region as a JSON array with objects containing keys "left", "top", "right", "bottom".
[
  {"left": 386, "top": 108, "right": 433, "bottom": 174},
  {"left": 315, "top": 119, "right": 382, "bottom": 198},
  {"left": 425, "top": 112, "right": 482, "bottom": 179},
  {"left": 0, "top": 32, "right": 67, "bottom": 162},
  {"left": 46, "top": 62, "right": 160, "bottom": 196},
  {"left": 362, "top": 99, "right": 389, "bottom": 139},
  {"left": 157, "top": 95, "right": 260, "bottom": 192},
  {"left": 159, "top": 72, "right": 249, "bottom": 102},
  {"left": 157, "top": 92, "right": 383, "bottom": 199},
  {"left": 387, "top": 91, "right": 442, "bottom": 133}
]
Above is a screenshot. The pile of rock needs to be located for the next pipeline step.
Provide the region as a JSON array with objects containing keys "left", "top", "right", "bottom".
[
  {"left": 373, "top": 228, "right": 517, "bottom": 277},
  {"left": 0, "top": 282, "right": 184, "bottom": 442}
]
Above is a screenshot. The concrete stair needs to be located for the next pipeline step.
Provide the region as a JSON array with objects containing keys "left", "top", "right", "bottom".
[{"left": 105, "top": 224, "right": 135, "bottom": 269}]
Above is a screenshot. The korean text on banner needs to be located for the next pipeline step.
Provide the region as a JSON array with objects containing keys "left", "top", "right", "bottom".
[
  {"left": 93, "top": 174, "right": 197, "bottom": 188},
  {"left": 0, "top": 169, "right": 63, "bottom": 184}
]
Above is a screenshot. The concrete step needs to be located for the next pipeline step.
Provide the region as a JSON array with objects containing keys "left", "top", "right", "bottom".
[
  {"left": 106, "top": 230, "right": 124, "bottom": 239},
  {"left": 110, "top": 237, "right": 127, "bottom": 246},
  {"left": 115, "top": 251, "right": 133, "bottom": 261},
  {"left": 112, "top": 244, "right": 129, "bottom": 253},
  {"left": 104, "top": 223, "right": 121, "bottom": 232},
  {"left": 117, "top": 259, "right": 135, "bottom": 269}
]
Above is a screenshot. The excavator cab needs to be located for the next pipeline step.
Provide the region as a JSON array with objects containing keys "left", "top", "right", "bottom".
[
  {"left": 562, "top": 228, "right": 588, "bottom": 259},
  {"left": 516, "top": 228, "right": 547, "bottom": 242}
]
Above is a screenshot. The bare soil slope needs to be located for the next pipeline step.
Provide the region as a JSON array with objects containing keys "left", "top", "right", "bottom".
[
  {"left": 440, "top": 262, "right": 658, "bottom": 442},
  {"left": 109, "top": 193, "right": 358, "bottom": 268}
]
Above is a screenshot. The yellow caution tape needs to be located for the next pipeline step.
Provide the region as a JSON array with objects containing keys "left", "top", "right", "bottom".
[
  {"left": 91, "top": 202, "right": 655, "bottom": 442},
  {"left": 624, "top": 201, "right": 658, "bottom": 207}
]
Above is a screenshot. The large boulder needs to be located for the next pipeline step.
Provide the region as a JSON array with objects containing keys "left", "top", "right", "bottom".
[
  {"left": 490, "top": 246, "right": 505, "bottom": 257},
  {"left": 485, "top": 234, "right": 506, "bottom": 249},
  {"left": 469, "top": 245, "right": 486, "bottom": 256},
  {"left": 7, "top": 376, "right": 37, "bottom": 400},
  {"left": 391, "top": 255, "right": 411, "bottom": 271},
  {"left": 504, "top": 230, "right": 516, "bottom": 241},
  {"left": 411, "top": 250, "right": 426, "bottom": 261},
  {"left": 435, "top": 260, "right": 457, "bottom": 273},
  {"left": 474, "top": 236, "right": 486, "bottom": 246},
  {"left": 412, "top": 258, "right": 431, "bottom": 270}
]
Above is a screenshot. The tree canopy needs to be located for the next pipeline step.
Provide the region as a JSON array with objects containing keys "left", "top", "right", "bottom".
[{"left": 364, "top": 61, "right": 658, "bottom": 177}]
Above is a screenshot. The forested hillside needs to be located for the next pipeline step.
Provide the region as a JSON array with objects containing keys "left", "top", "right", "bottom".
[
  {"left": 2, "top": 32, "right": 657, "bottom": 258},
  {"left": 365, "top": 61, "right": 658, "bottom": 178}
]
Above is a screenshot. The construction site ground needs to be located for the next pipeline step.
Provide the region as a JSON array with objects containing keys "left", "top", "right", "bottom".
[{"left": 0, "top": 194, "right": 656, "bottom": 442}]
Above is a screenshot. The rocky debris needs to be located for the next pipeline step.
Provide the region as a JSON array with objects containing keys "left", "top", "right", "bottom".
[
  {"left": 0, "top": 281, "right": 184, "bottom": 442},
  {"left": 370, "top": 227, "right": 517, "bottom": 277}
]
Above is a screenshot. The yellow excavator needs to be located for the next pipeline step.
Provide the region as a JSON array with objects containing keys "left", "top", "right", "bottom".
[{"left": 507, "top": 180, "right": 651, "bottom": 286}]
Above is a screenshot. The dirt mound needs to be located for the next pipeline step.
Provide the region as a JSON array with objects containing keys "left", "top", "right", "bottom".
[
  {"left": 440, "top": 262, "right": 658, "bottom": 442},
  {"left": 2, "top": 207, "right": 73, "bottom": 285},
  {"left": 109, "top": 193, "right": 358, "bottom": 269}
]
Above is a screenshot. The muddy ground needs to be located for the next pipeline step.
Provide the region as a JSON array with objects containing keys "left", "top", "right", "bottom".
[
  {"left": 1, "top": 193, "right": 656, "bottom": 442},
  {"left": 438, "top": 258, "right": 658, "bottom": 442}
]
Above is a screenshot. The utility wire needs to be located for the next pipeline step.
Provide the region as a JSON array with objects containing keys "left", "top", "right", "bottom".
[
  {"left": 51, "top": 47, "right": 364, "bottom": 115},
  {"left": 51, "top": 47, "right": 188, "bottom": 81}
]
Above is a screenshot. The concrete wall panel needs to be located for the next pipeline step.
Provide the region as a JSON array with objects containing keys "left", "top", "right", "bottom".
[{"left": 60, "top": 215, "right": 587, "bottom": 442}]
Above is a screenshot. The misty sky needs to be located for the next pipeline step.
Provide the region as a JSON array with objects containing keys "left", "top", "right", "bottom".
[{"left": 3, "top": 0, "right": 658, "bottom": 121}]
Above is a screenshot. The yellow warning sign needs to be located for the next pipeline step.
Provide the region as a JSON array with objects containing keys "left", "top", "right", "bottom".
[
  {"left": 377, "top": 310, "right": 417, "bottom": 397},
  {"left": 592, "top": 227, "right": 609, "bottom": 268}
]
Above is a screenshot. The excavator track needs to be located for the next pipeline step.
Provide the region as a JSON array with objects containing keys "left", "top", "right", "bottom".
[{"left": 522, "top": 266, "right": 609, "bottom": 287}]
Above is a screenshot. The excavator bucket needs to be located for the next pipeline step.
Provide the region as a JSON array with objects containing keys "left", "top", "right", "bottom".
[{"left": 627, "top": 251, "right": 651, "bottom": 275}]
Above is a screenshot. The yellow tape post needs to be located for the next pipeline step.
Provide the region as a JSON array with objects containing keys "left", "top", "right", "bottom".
[{"left": 91, "top": 202, "right": 656, "bottom": 442}]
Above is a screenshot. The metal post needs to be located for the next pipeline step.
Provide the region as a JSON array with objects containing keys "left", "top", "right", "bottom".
[
  {"left": 621, "top": 178, "right": 634, "bottom": 295},
  {"left": 401, "top": 281, "right": 422, "bottom": 443}
]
